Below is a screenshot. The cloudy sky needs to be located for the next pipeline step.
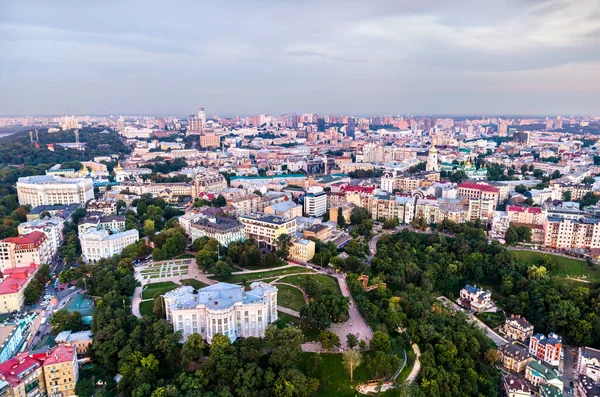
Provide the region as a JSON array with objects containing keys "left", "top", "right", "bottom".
[{"left": 1, "top": 0, "right": 599, "bottom": 116}]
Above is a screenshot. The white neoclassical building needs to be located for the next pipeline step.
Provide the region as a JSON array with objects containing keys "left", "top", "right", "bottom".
[
  {"left": 16, "top": 175, "right": 94, "bottom": 208},
  {"left": 163, "top": 282, "right": 278, "bottom": 343},
  {"left": 79, "top": 228, "right": 139, "bottom": 262}
]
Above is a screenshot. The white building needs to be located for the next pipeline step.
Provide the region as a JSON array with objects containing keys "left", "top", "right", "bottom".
[
  {"left": 303, "top": 186, "right": 327, "bottom": 217},
  {"left": 426, "top": 146, "right": 439, "bottom": 172},
  {"left": 119, "top": 126, "right": 152, "bottom": 139},
  {"left": 16, "top": 175, "right": 94, "bottom": 208},
  {"left": 79, "top": 228, "right": 139, "bottom": 262},
  {"left": 163, "top": 282, "right": 277, "bottom": 343},
  {"left": 17, "top": 219, "right": 63, "bottom": 257}
]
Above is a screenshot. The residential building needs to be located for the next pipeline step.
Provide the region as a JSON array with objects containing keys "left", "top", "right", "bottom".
[
  {"left": 16, "top": 175, "right": 94, "bottom": 207},
  {"left": 0, "top": 352, "right": 45, "bottom": 397},
  {"left": 239, "top": 214, "right": 297, "bottom": 251},
  {"left": 414, "top": 198, "right": 441, "bottom": 224},
  {"left": 190, "top": 216, "right": 245, "bottom": 247},
  {"left": 86, "top": 200, "right": 117, "bottom": 215},
  {"left": 490, "top": 211, "right": 510, "bottom": 239},
  {"left": 529, "top": 333, "right": 562, "bottom": 367},
  {"left": 0, "top": 264, "right": 38, "bottom": 314},
  {"left": 200, "top": 134, "right": 221, "bottom": 148},
  {"left": 18, "top": 218, "right": 63, "bottom": 257},
  {"left": 290, "top": 239, "right": 315, "bottom": 262},
  {"left": 163, "top": 282, "right": 277, "bottom": 343},
  {"left": 503, "top": 314, "right": 535, "bottom": 342},
  {"left": 329, "top": 202, "right": 355, "bottom": 224},
  {"left": 192, "top": 173, "right": 228, "bottom": 196},
  {"left": 229, "top": 194, "right": 262, "bottom": 216},
  {"left": 578, "top": 347, "right": 600, "bottom": 382},
  {"left": 41, "top": 345, "right": 79, "bottom": 397},
  {"left": 498, "top": 342, "right": 533, "bottom": 373},
  {"left": 459, "top": 284, "right": 492, "bottom": 312},
  {"left": 0, "top": 314, "right": 38, "bottom": 363},
  {"left": 55, "top": 330, "right": 93, "bottom": 356},
  {"left": 578, "top": 374, "right": 600, "bottom": 397},
  {"left": 457, "top": 182, "right": 500, "bottom": 208},
  {"left": 467, "top": 198, "right": 495, "bottom": 222},
  {"left": 525, "top": 360, "right": 563, "bottom": 391},
  {"left": 304, "top": 186, "right": 327, "bottom": 217},
  {"left": 80, "top": 228, "right": 139, "bottom": 262},
  {"left": 544, "top": 217, "right": 600, "bottom": 250},
  {"left": 503, "top": 375, "right": 531, "bottom": 397},
  {"left": 0, "top": 231, "right": 51, "bottom": 271},
  {"left": 26, "top": 204, "right": 80, "bottom": 222},
  {"left": 507, "top": 206, "right": 545, "bottom": 225},
  {"left": 371, "top": 194, "right": 415, "bottom": 224}
]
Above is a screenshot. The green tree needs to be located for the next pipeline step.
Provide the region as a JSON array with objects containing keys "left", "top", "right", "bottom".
[
  {"left": 182, "top": 333, "right": 206, "bottom": 364},
  {"left": 337, "top": 207, "right": 346, "bottom": 228},
  {"left": 143, "top": 219, "right": 156, "bottom": 237},
  {"left": 152, "top": 296, "right": 165, "bottom": 319},
  {"left": 275, "top": 233, "right": 292, "bottom": 259},
  {"left": 370, "top": 331, "right": 391, "bottom": 352},
  {"left": 563, "top": 191, "right": 572, "bottom": 201},
  {"left": 346, "top": 333, "right": 359, "bottom": 349},
  {"left": 319, "top": 330, "right": 340, "bottom": 350},
  {"left": 350, "top": 207, "right": 370, "bottom": 225},
  {"left": 23, "top": 279, "right": 43, "bottom": 305},
  {"left": 212, "top": 261, "right": 233, "bottom": 279}
]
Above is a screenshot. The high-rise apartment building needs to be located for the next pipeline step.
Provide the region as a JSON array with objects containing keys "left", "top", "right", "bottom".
[{"left": 303, "top": 187, "right": 327, "bottom": 217}]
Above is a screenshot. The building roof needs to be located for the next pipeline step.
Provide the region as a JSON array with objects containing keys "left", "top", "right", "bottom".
[
  {"left": 506, "top": 314, "right": 534, "bottom": 330},
  {"left": 527, "top": 360, "right": 559, "bottom": 382},
  {"left": 503, "top": 375, "right": 531, "bottom": 394},
  {"left": 458, "top": 182, "right": 499, "bottom": 193},
  {"left": 0, "top": 353, "right": 42, "bottom": 386},
  {"left": 579, "top": 374, "right": 600, "bottom": 397},
  {"left": 164, "top": 282, "right": 276, "bottom": 311},
  {"left": 508, "top": 205, "right": 543, "bottom": 214},
  {"left": 304, "top": 224, "right": 328, "bottom": 233},
  {"left": 3, "top": 231, "right": 46, "bottom": 247},
  {"left": 533, "top": 332, "right": 562, "bottom": 346},
  {"left": 0, "top": 265, "right": 37, "bottom": 296},
  {"left": 499, "top": 342, "right": 530, "bottom": 360},
  {"left": 42, "top": 345, "right": 75, "bottom": 366}
]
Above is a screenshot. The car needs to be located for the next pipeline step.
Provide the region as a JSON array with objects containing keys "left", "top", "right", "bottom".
[
  {"left": 569, "top": 381, "right": 574, "bottom": 388},
  {"left": 568, "top": 388, "right": 573, "bottom": 395},
  {"left": 68, "top": 286, "right": 76, "bottom": 291}
]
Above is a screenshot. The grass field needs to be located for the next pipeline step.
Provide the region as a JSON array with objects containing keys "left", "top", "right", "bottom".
[
  {"left": 299, "top": 353, "right": 373, "bottom": 397},
  {"left": 174, "top": 254, "right": 195, "bottom": 259},
  {"left": 180, "top": 279, "right": 208, "bottom": 290},
  {"left": 275, "top": 312, "right": 319, "bottom": 341},
  {"left": 274, "top": 284, "right": 306, "bottom": 311},
  {"left": 142, "top": 281, "right": 179, "bottom": 300},
  {"left": 278, "top": 274, "right": 342, "bottom": 297},
  {"left": 140, "top": 300, "right": 154, "bottom": 316},
  {"left": 210, "top": 266, "right": 313, "bottom": 284},
  {"left": 243, "top": 261, "right": 288, "bottom": 271},
  {"left": 512, "top": 250, "right": 600, "bottom": 280}
]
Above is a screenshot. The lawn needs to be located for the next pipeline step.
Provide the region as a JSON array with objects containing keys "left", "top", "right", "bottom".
[
  {"left": 140, "top": 300, "right": 154, "bottom": 316},
  {"left": 175, "top": 254, "right": 195, "bottom": 259},
  {"left": 180, "top": 279, "right": 208, "bottom": 290},
  {"left": 210, "top": 266, "right": 313, "bottom": 284},
  {"left": 299, "top": 352, "right": 374, "bottom": 397},
  {"left": 243, "top": 260, "right": 288, "bottom": 271},
  {"left": 278, "top": 274, "right": 342, "bottom": 297},
  {"left": 512, "top": 250, "right": 600, "bottom": 280},
  {"left": 274, "top": 311, "right": 319, "bottom": 342},
  {"left": 274, "top": 284, "right": 306, "bottom": 311},
  {"left": 142, "top": 281, "right": 179, "bottom": 300}
]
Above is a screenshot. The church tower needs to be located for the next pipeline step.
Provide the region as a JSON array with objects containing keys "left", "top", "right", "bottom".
[{"left": 426, "top": 146, "right": 439, "bottom": 171}]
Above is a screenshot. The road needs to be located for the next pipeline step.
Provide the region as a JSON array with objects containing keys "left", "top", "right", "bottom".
[
  {"left": 406, "top": 344, "right": 421, "bottom": 384},
  {"left": 562, "top": 346, "right": 578, "bottom": 396}
]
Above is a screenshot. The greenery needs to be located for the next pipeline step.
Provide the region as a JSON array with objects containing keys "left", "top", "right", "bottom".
[
  {"left": 142, "top": 281, "right": 179, "bottom": 300},
  {"left": 300, "top": 291, "right": 349, "bottom": 330},
  {"left": 210, "top": 266, "right": 312, "bottom": 284},
  {"left": 511, "top": 250, "right": 600, "bottom": 281},
  {"left": 180, "top": 279, "right": 208, "bottom": 289},
  {"left": 408, "top": 162, "right": 426, "bottom": 173},
  {"left": 278, "top": 274, "right": 342, "bottom": 297},
  {"left": 504, "top": 224, "right": 532, "bottom": 245},
  {"left": 24, "top": 279, "right": 44, "bottom": 305},
  {"left": 195, "top": 237, "right": 283, "bottom": 274},
  {"left": 50, "top": 309, "right": 84, "bottom": 333},
  {"left": 274, "top": 284, "right": 306, "bottom": 311}
]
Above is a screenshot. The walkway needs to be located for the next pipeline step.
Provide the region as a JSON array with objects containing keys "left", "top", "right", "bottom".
[
  {"left": 328, "top": 274, "right": 373, "bottom": 345},
  {"left": 277, "top": 306, "right": 301, "bottom": 317},
  {"left": 406, "top": 344, "right": 421, "bottom": 384}
]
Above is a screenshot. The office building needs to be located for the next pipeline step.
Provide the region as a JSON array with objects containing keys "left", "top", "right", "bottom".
[
  {"left": 16, "top": 175, "right": 94, "bottom": 208},
  {"left": 200, "top": 134, "right": 220, "bottom": 148}
]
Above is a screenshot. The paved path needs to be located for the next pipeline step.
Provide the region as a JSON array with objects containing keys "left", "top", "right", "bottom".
[
  {"left": 437, "top": 296, "right": 507, "bottom": 346},
  {"left": 277, "top": 306, "right": 301, "bottom": 317},
  {"left": 231, "top": 263, "right": 299, "bottom": 275},
  {"left": 406, "top": 344, "right": 421, "bottom": 384},
  {"left": 328, "top": 274, "right": 373, "bottom": 345}
]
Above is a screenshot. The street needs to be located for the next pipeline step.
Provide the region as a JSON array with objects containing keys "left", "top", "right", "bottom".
[{"left": 562, "top": 346, "right": 578, "bottom": 396}]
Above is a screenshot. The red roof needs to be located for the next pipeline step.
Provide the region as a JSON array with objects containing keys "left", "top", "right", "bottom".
[
  {"left": 3, "top": 231, "right": 46, "bottom": 250},
  {"left": 508, "top": 206, "right": 542, "bottom": 214},
  {"left": 342, "top": 186, "right": 375, "bottom": 194},
  {"left": 458, "top": 183, "right": 499, "bottom": 193},
  {"left": 0, "top": 353, "right": 43, "bottom": 386},
  {"left": 0, "top": 264, "right": 37, "bottom": 295},
  {"left": 42, "top": 346, "right": 75, "bottom": 366}
]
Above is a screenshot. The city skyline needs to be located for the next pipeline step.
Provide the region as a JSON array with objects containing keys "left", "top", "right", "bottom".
[{"left": 2, "top": 0, "right": 600, "bottom": 116}]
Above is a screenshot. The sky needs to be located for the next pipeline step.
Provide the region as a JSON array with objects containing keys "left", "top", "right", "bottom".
[{"left": 1, "top": 0, "right": 599, "bottom": 117}]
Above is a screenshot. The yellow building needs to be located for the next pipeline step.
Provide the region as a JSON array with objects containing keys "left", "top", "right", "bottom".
[
  {"left": 290, "top": 239, "right": 315, "bottom": 262},
  {"left": 239, "top": 214, "right": 297, "bottom": 251},
  {"left": 42, "top": 346, "right": 79, "bottom": 397}
]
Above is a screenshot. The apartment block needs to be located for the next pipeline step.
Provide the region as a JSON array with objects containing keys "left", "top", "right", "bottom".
[
  {"left": 239, "top": 214, "right": 297, "bottom": 251},
  {"left": 544, "top": 217, "right": 600, "bottom": 250},
  {"left": 0, "top": 231, "right": 51, "bottom": 272}
]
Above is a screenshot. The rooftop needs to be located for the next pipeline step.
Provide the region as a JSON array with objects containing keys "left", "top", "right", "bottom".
[
  {"left": 0, "top": 265, "right": 37, "bottom": 296},
  {"left": 458, "top": 182, "right": 499, "bottom": 193}
]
